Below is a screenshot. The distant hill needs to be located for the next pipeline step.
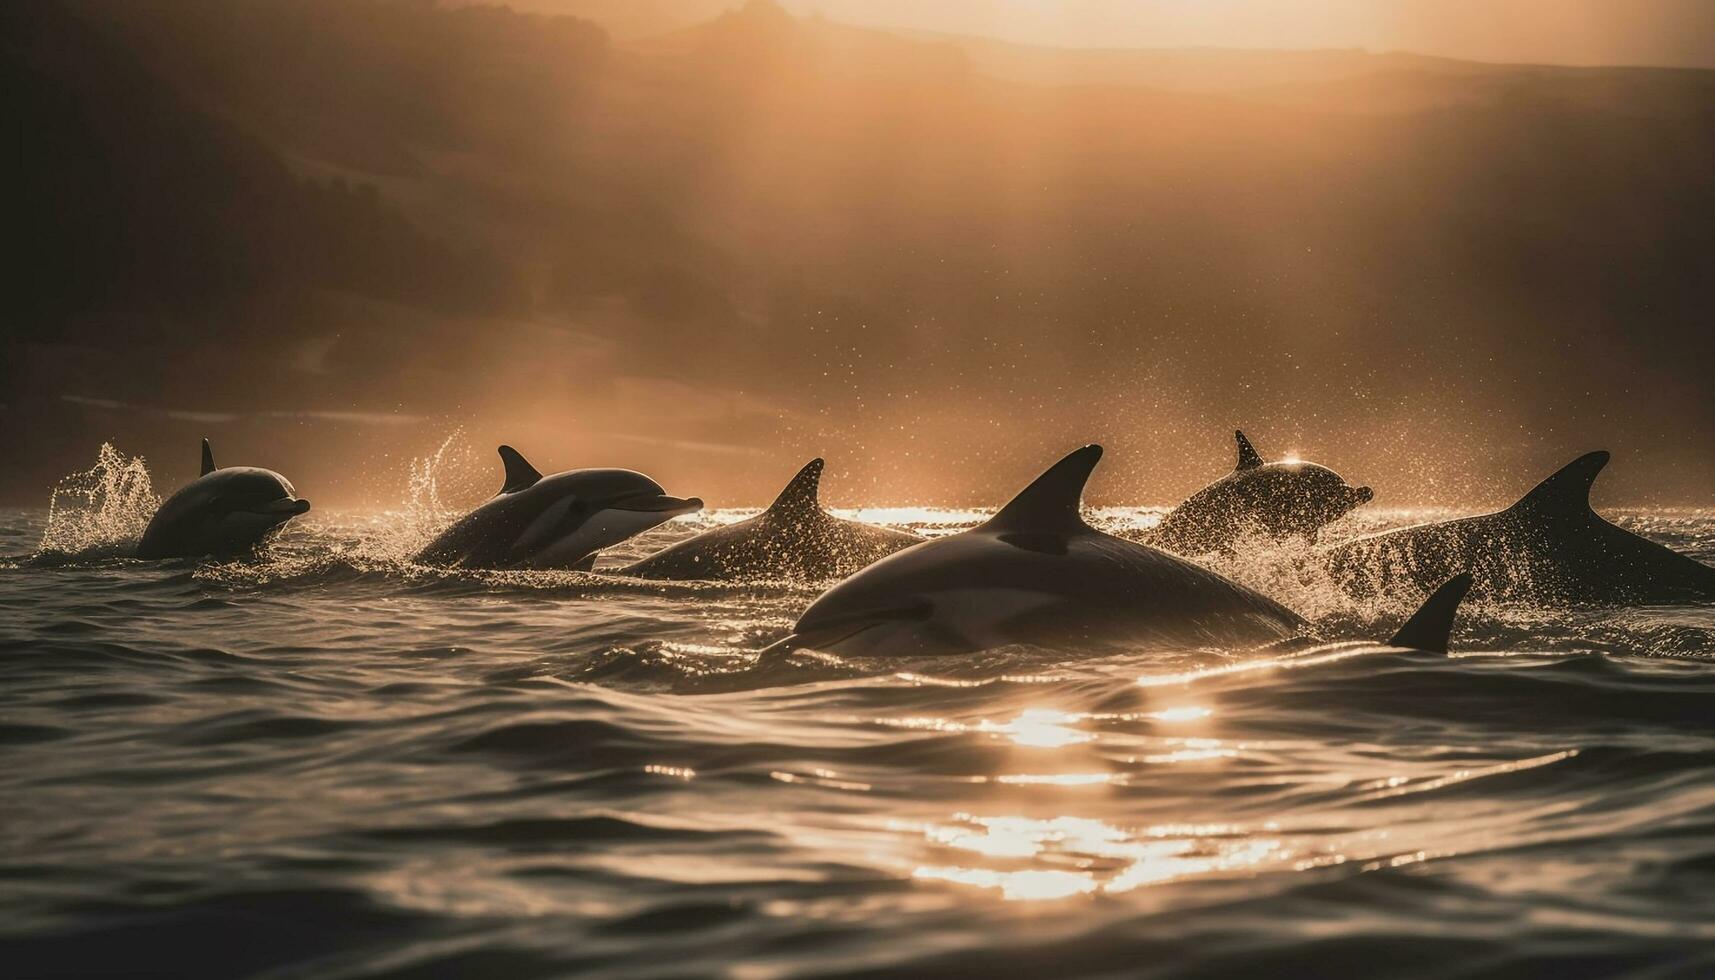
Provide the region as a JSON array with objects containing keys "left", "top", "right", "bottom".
[
  {"left": 6, "top": 1, "right": 501, "bottom": 329},
  {"left": 453, "top": 0, "right": 732, "bottom": 41},
  {"left": 929, "top": 34, "right": 1489, "bottom": 94}
]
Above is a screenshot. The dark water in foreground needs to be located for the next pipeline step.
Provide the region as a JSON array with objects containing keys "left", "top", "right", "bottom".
[{"left": 5, "top": 498, "right": 1715, "bottom": 979}]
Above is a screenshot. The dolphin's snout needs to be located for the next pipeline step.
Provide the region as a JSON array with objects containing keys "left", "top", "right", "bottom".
[
  {"left": 1352, "top": 486, "right": 1375, "bottom": 504},
  {"left": 614, "top": 493, "right": 702, "bottom": 515},
  {"left": 255, "top": 496, "right": 311, "bottom": 515}
]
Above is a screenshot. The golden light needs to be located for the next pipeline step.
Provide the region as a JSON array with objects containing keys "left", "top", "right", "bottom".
[
  {"left": 1144, "top": 705, "right": 1213, "bottom": 722},
  {"left": 912, "top": 866, "right": 1097, "bottom": 901},
  {"left": 642, "top": 764, "right": 696, "bottom": 780},
  {"left": 769, "top": 769, "right": 873, "bottom": 792},
  {"left": 912, "top": 815, "right": 1292, "bottom": 901},
  {"left": 1139, "top": 737, "right": 1238, "bottom": 765},
  {"left": 992, "top": 773, "right": 1115, "bottom": 786},
  {"left": 839, "top": 507, "right": 991, "bottom": 529},
  {"left": 1137, "top": 643, "right": 1381, "bottom": 687},
  {"left": 1103, "top": 838, "right": 1283, "bottom": 894},
  {"left": 978, "top": 707, "right": 1094, "bottom": 748}
]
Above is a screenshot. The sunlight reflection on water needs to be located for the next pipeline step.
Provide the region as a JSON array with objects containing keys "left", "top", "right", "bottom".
[
  {"left": 878, "top": 706, "right": 1096, "bottom": 747},
  {"left": 8, "top": 487, "right": 1715, "bottom": 975},
  {"left": 908, "top": 814, "right": 1291, "bottom": 901}
]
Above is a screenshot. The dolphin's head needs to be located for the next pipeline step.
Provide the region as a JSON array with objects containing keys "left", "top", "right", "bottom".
[
  {"left": 192, "top": 466, "right": 311, "bottom": 549},
  {"left": 1221, "top": 431, "right": 1371, "bottom": 538},
  {"left": 135, "top": 439, "right": 311, "bottom": 559},
  {"left": 1264, "top": 461, "right": 1373, "bottom": 531},
  {"left": 206, "top": 467, "right": 310, "bottom": 514},
  {"left": 776, "top": 539, "right": 972, "bottom": 657},
  {"left": 1299, "top": 463, "right": 1374, "bottom": 516},
  {"left": 517, "top": 468, "right": 703, "bottom": 567}
]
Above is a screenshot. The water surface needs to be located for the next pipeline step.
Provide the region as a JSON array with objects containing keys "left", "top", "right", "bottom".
[{"left": 4, "top": 476, "right": 1715, "bottom": 979}]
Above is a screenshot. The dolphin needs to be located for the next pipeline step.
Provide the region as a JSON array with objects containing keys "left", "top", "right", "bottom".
[
  {"left": 414, "top": 445, "right": 702, "bottom": 570},
  {"left": 616, "top": 458, "right": 923, "bottom": 582},
  {"left": 765, "top": 445, "right": 1312, "bottom": 658},
  {"left": 1323, "top": 451, "right": 1715, "bottom": 605},
  {"left": 136, "top": 439, "right": 311, "bottom": 559},
  {"left": 1151, "top": 429, "right": 1373, "bottom": 555}
]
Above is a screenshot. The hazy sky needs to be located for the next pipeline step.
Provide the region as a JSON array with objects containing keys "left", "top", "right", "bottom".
[
  {"left": 756, "top": 0, "right": 1715, "bottom": 68},
  {"left": 12, "top": 0, "right": 1715, "bottom": 507}
]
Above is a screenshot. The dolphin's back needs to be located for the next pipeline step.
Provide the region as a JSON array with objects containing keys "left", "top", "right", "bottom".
[
  {"left": 785, "top": 445, "right": 1308, "bottom": 657},
  {"left": 1325, "top": 452, "right": 1715, "bottom": 605},
  {"left": 414, "top": 491, "right": 543, "bottom": 567},
  {"left": 619, "top": 458, "right": 923, "bottom": 582},
  {"left": 1060, "top": 532, "right": 1306, "bottom": 645},
  {"left": 796, "top": 528, "right": 1304, "bottom": 654},
  {"left": 621, "top": 511, "right": 920, "bottom": 582}
]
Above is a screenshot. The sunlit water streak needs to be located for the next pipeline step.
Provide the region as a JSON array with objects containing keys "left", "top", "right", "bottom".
[{"left": 3, "top": 451, "right": 1715, "bottom": 977}]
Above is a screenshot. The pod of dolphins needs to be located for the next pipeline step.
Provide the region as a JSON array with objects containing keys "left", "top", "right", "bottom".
[{"left": 128, "top": 431, "right": 1715, "bottom": 658}]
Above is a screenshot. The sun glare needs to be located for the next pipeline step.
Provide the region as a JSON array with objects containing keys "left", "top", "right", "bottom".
[
  {"left": 912, "top": 815, "right": 1292, "bottom": 901},
  {"left": 913, "top": 866, "right": 1097, "bottom": 901},
  {"left": 980, "top": 708, "right": 1095, "bottom": 748},
  {"left": 1145, "top": 705, "right": 1213, "bottom": 722}
]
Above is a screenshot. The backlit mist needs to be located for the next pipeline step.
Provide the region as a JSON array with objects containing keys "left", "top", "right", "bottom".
[{"left": 7, "top": 0, "right": 1714, "bottom": 508}]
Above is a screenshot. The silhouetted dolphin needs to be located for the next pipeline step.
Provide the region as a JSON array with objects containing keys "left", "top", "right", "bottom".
[
  {"left": 1152, "top": 429, "right": 1373, "bottom": 555},
  {"left": 616, "top": 458, "right": 923, "bottom": 582},
  {"left": 1324, "top": 451, "right": 1715, "bottom": 605},
  {"left": 764, "top": 445, "right": 1310, "bottom": 657},
  {"left": 137, "top": 439, "right": 310, "bottom": 559},
  {"left": 414, "top": 446, "right": 702, "bottom": 570}
]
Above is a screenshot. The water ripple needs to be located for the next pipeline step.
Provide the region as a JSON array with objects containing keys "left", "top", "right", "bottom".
[{"left": 3, "top": 506, "right": 1714, "bottom": 978}]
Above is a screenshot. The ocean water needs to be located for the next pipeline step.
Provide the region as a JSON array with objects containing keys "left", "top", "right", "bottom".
[{"left": 5, "top": 449, "right": 1715, "bottom": 979}]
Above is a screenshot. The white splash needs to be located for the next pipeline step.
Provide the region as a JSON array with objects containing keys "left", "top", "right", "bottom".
[
  {"left": 386, "top": 429, "right": 488, "bottom": 557},
  {"left": 39, "top": 443, "right": 160, "bottom": 556}
]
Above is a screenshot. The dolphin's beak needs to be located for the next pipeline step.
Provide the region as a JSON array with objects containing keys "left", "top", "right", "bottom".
[
  {"left": 1351, "top": 486, "right": 1374, "bottom": 505},
  {"left": 256, "top": 497, "right": 312, "bottom": 516},
  {"left": 610, "top": 493, "right": 702, "bottom": 517}
]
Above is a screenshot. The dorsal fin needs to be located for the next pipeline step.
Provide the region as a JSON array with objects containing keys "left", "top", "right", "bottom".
[
  {"left": 982, "top": 445, "right": 1101, "bottom": 534},
  {"left": 767, "top": 458, "right": 824, "bottom": 517},
  {"left": 1388, "top": 573, "right": 1474, "bottom": 653},
  {"left": 497, "top": 445, "right": 544, "bottom": 494},
  {"left": 1234, "top": 429, "right": 1264, "bottom": 470},
  {"left": 1508, "top": 451, "right": 1608, "bottom": 518},
  {"left": 200, "top": 438, "right": 217, "bottom": 476}
]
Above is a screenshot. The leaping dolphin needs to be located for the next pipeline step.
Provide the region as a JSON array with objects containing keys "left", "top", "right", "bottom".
[
  {"left": 414, "top": 445, "right": 702, "bottom": 570},
  {"left": 1323, "top": 451, "right": 1715, "bottom": 605},
  {"left": 616, "top": 458, "right": 923, "bottom": 582},
  {"left": 137, "top": 439, "right": 311, "bottom": 559},
  {"left": 1151, "top": 429, "right": 1373, "bottom": 555},
  {"left": 766, "top": 445, "right": 1311, "bottom": 658}
]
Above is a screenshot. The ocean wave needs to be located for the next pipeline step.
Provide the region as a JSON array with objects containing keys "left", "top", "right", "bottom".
[{"left": 5, "top": 501, "right": 1715, "bottom": 979}]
